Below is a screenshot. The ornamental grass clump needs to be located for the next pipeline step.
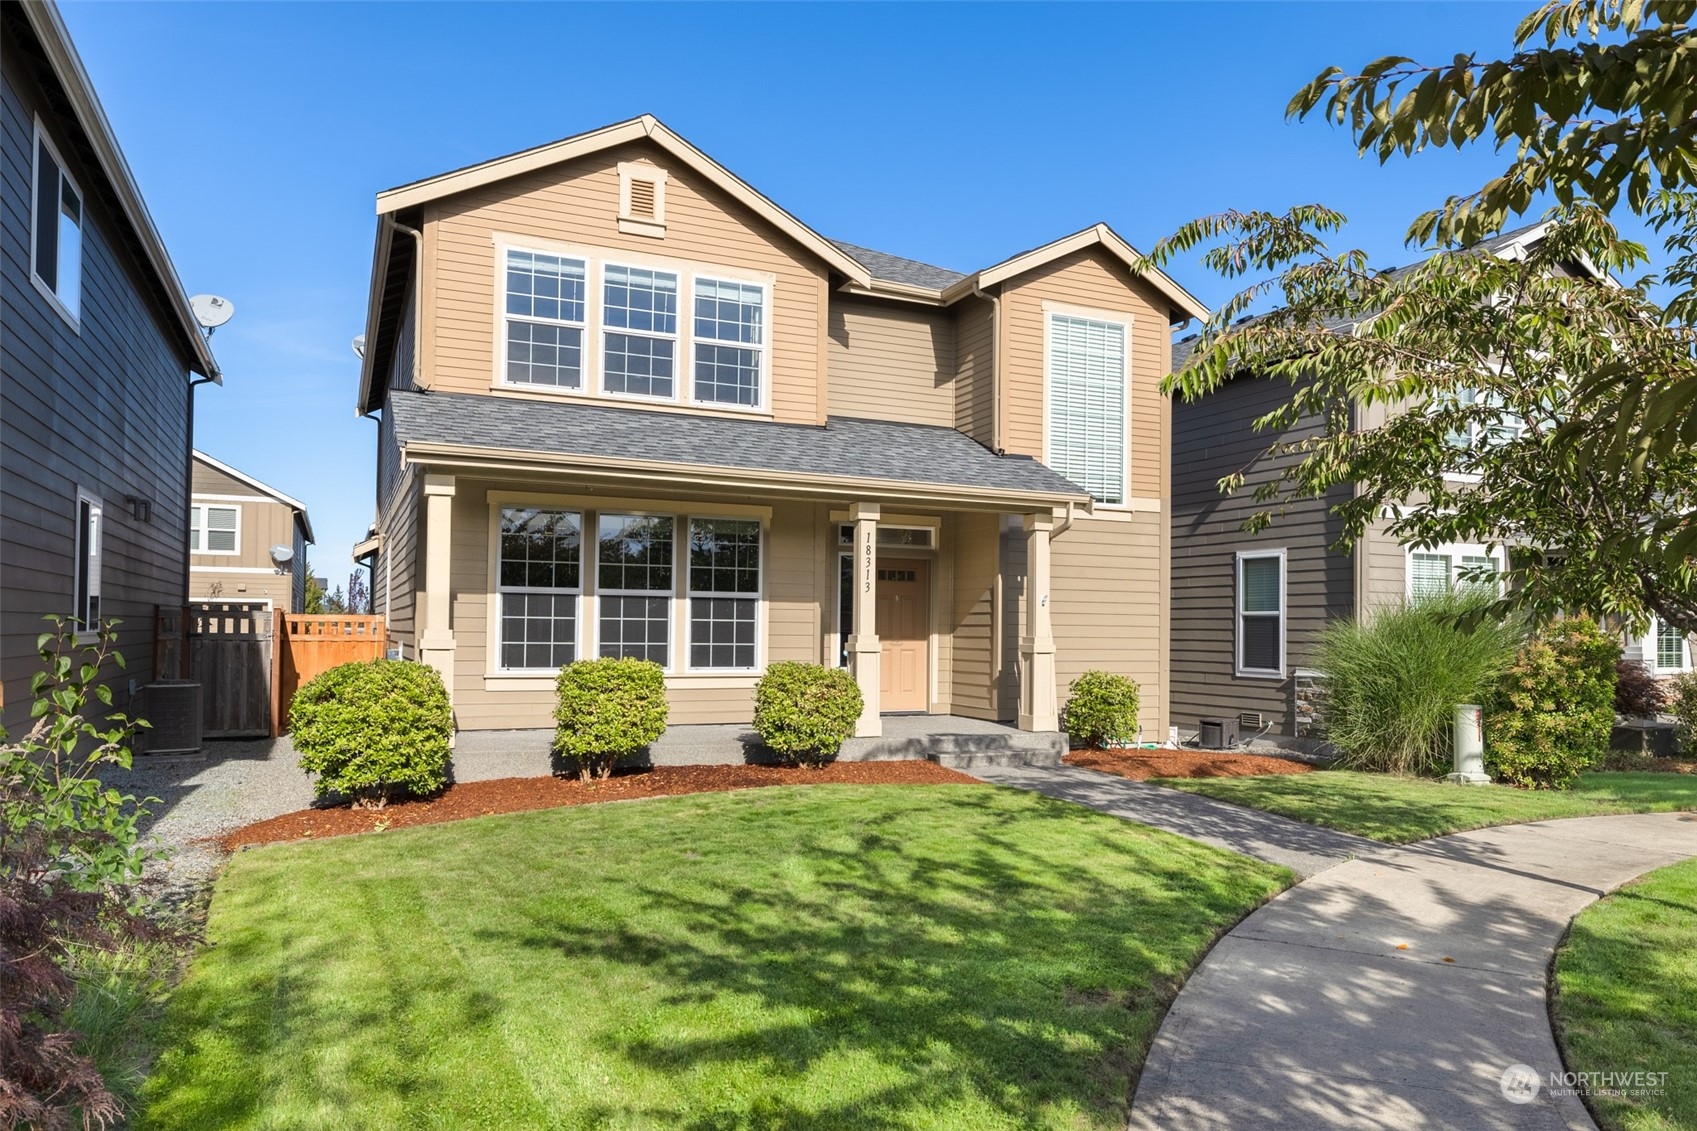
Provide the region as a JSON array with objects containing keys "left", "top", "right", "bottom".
[
  {"left": 1062, "top": 671, "right": 1142, "bottom": 747},
  {"left": 554, "top": 657, "right": 668, "bottom": 779},
  {"left": 1314, "top": 588, "right": 1524, "bottom": 776},
  {"left": 753, "top": 662, "right": 863, "bottom": 768},
  {"left": 1487, "top": 616, "right": 1620, "bottom": 789},
  {"left": 293, "top": 660, "right": 452, "bottom": 808}
]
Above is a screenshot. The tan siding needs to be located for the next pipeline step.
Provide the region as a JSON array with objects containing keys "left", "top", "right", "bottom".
[
  {"left": 1359, "top": 516, "right": 1406, "bottom": 613},
  {"left": 188, "top": 496, "right": 295, "bottom": 573},
  {"left": 1051, "top": 515, "right": 1168, "bottom": 736},
  {"left": 378, "top": 477, "right": 420, "bottom": 652},
  {"left": 826, "top": 296, "right": 955, "bottom": 426},
  {"left": 947, "top": 512, "right": 1001, "bottom": 720},
  {"left": 953, "top": 296, "right": 995, "bottom": 447},
  {"left": 422, "top": 140, "right": 828, "bottom": 425}
]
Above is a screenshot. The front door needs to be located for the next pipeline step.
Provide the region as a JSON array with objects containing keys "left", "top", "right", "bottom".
[{"left": 876, "top": 558, "right": 930, "bottom": 712}]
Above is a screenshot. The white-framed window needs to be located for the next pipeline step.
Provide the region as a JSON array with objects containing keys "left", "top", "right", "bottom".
[
  {"left": 602, "top": 265, "right": 679, "bottom": 400},
  {"left": 1236, "top": 549, "right": 1284, "bottom": 677},
  {"left": 1652, "top": 617, "right": 1690, "bottom": 674},
  {"left": 74, "top": 489, "right": 103, "bottom": 634},
  {"left": 692, "top": 277, "right": 766, "bottom": 408},
  {"left": 597, "top": 513, "right": 675, "bottom": 665},
  {"left": 1444, "top": 386, "right": 1525, "bottom": 449},
  {"left": 687, "top": 518, "right": 761, "bottom": 670},
  {"left": 189, "top": 503, "right": 241, "bottom": 555},
  {"left": 1047, "top": 312, "right": 1128, "bottom": 505},
  {"left": 1407, "top": 543, "right": 1503, "bottom": 600},
  {"left": 496, "top": 507, "right": 581, "bottom": 672},
  {"left": 31, "top": 119, "right": 83, "bottom": 326},
  {"left": 503, "top": 250, "right": 587, "bottom": 389}
]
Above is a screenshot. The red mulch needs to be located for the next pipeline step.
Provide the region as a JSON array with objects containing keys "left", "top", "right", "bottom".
[
  {"left": 1064, "top": 746, "right": 1316, "bottom": 781},
  {"left": 218, "top": 761, "right": 980, "bottom": 850}
]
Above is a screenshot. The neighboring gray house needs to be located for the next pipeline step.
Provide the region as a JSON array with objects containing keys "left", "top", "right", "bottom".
[
  {"left": 0, "top": 0, "right": 217, "bottom": 733},
  {"left": 1166, "top": 224, "right": 1685, "bottom": 746}
]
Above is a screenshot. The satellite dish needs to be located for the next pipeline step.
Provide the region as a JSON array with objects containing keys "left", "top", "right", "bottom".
[
  {"left": 270, "top": 545, "right": 295, "bottom": 565},
  {"left": 352, "top": 334, "right": 367, "bottom": 360},
  {"left": 190, "top": 294, "right": 235, "bottom": 330}
]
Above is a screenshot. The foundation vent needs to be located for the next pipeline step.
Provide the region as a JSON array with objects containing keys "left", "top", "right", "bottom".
[{"left": 1238, "top": 711, "right": 1264, "bottom": 731}]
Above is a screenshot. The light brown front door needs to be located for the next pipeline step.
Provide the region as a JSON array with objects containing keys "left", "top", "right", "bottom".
[{"left": 876, "top": 558, "right": 930, "bottom": 712}]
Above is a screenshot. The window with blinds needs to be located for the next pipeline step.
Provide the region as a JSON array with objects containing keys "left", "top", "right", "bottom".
[
  {"left": 190, "top": 504, "right": 240, "bottom": 554},
  {"left": 1047, "top": 313, "right": 1127, "bottom": 504},
  {"left": 1236, "top": 551, "right": 1284, "bottom": 676},
  {"left": 1657, "top": 618, "right": 1688, "bottom": 672}
]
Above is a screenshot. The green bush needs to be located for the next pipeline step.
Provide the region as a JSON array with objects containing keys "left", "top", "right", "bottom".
[
  {"left": 554, "top": 658, "right": 668, "bottom": 779},
  {"left": 753, "top": 662, "right": 863, "bottom": 768},
  {"left": 1666, "top": 670, "right": 1697, "bottom": 755},
  {"left": 1315, "top": 588, "right": 1525, "bottom": 775},
  {"left": 1486, "top": 616, "right": 1620, "bottom": 789},
  {"left": 1062, "top": 670, "right": 1142, "bottom": 747},
  {"left": 293, "top": 660, "right": 452, "bottom": 808}
]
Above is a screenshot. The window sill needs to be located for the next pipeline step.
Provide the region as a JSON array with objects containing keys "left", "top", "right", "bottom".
[
  {"left": 1233, "top": 669, "right": 1286, "bottom": 681},
  {"left": 484, "top": 670, "right": 760, "bottom": 692},
  {"left": 31, "top": 273, "right": 80, "bottom": 332},
  {"left": 617, "top": 216, "right": 666, "bottom": 239}
]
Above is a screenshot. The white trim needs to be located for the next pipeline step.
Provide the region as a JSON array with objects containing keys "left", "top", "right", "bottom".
[
  {"left": 684, "top": 515, "right": 765, "bottom": 674},
  {"left": 598, "top": 260, "right": 682, "bottom": 405},
  {"left": 489, "top": 503, "right": 585, "bottom": 675},
  {"left": 1234, "top": 548, "right": 1286, "bottom": 679},
  {"left": 1405, "top": 541, "right": 1504, "bottom": 599},
  {"left": 73, "top": 487, "right": 103, "bottom": 640},
  {"left": 617, "top": 161, "right": 668, "bottom": 238},
  {"left": 1043, "top": 306, "right": 1132, "bottom": 509},
  {"left": 191, "top": 492, "right": 272, "bottom": 504},
  {"left": 1645, "top": 617, "right": 1692, "bottom": 676},
  {"left": 189, "top": 502, "right": 242, "bottom": 556},
  {"left": 192, "top": 451, "right": 314, "bottom": 542},
  {"left": 687, "top": 271, "right": 772, "bottom": 413},
  {"left": 30, "top": 116, "right": 82, "bottom": 330},
  {"left": 190, "top": 565, "right": 291, "bottom": 575}
]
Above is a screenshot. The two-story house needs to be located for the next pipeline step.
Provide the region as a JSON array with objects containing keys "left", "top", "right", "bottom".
[
  {"left": 188, "top": 451, "right": 313, "bottom": 612},
  {"left": 355, "top": 115, "right": 1206, "bottom": 742},
  {"left": 1168, "top": 222, "right": 1689, "bottom": 747},
  {"left": 0, "top": 0, "right": 217, "bottom": 733}
]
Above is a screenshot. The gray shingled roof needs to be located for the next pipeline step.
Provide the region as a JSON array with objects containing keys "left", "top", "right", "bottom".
[
  {"left": 389, "top": 390, "right": 1087, "bottom": 499},
  {"left": 830, "top": 240, "right": 967, "bottom": 290}
]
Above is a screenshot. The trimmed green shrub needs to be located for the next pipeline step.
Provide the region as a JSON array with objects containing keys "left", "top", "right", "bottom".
[
  {"left": 293, "top": 659, "right": 452, "bottom": 808},
  {"left": 554, "top": 657, "right": 668, "bottom": 779},
  {"left": 753, "top": 662, "right": 863, "bottom": 768},
  {"left": 1314, "top": 588, "right": 1525, "bottom": 775},
  {"left": 1487, "top": 616, "right": 1620, "bottom": 789},
  {"left": 1062, "top": 670, "right": 1142, "bottom": 747},
  {"left": 1667, "top": 670, "right": 1697, "bottom": 755}
]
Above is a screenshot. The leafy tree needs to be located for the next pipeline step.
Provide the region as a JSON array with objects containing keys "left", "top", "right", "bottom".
[
  {"left": 347, "top": 571, "right": 371, "bottom": 616},
  {"left": 324, "top": 585, "right": 347, "bottom": 615},
  {"left": 303, "top": 569, "right": 326, "bottom": 615}
]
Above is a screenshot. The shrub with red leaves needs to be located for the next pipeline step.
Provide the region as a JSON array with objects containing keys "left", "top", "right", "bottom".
[{"left": 1616, "top": 659, "right": 1669, "bottom": 718}]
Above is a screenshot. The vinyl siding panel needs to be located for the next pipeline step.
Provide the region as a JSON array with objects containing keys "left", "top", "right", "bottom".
[
  {"left": 1, "top": 44, "right": 193, "bottom": 733},
  {"left": 422, "top": 140, "right": 828, "bottom": 425},
  {"left": 1051, "top": 514, "right": 1169, "bottom": 735},
  {"left": 953, "top": 296, "right": 994, "bottom": 447},
  {"left": 826, "top": 295, "right": 954, "bottom": 426},
  {"left": 377, "top": 475, "right": 420, "bottom": 652},
  {"left": 1169, "top": 374, "right": 1352, "bottom": 736},
  {"left": 947, "top": 511, "right": 1001, "bottom": 720}
]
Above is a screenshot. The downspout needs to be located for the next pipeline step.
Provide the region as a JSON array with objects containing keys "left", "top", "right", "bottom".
[
  {"left": 384, "top": 216, "right": 424, "bottom": 388},
  {"left": 182, "top": 372, "right": 218, "bottom": 609},
  {"left": 972, "top": 281, "right": 1001, "bottom": 454}
]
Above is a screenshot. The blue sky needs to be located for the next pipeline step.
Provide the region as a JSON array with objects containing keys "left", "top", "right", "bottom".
[{"left": 60, "top": 0, "right": 1634, "bottom": 578}]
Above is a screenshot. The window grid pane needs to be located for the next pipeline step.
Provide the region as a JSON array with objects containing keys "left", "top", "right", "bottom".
[
  {"left": 693, "top": 279, "right": 764, "bottom": 407},
  {"left": 1240, "top": 616, "right": 1281, "bottom": 672},
  {"left": 507, "top": 321, "right": 583, "bottom": 388},
  {"left": 688, "top": 519, "right": 760, "bottom": 595},
  {"left": 1659, "top": 620, "right": 1687, "bottom": 670},
  {"left": 598, "top": 514, "right": 674, "bottom": 592},
  {"left": 505, "top": 252, "right": 586, "bottom": 388},
  {"left": 689, "top": 597, "right": 757, "bottom": 669},
  {"left": 599, "top": 595, "right": 670, "bottom": 665},
  {"left": 505, "top": 251, "right": 585, "bottom": 322},
  {"left": 500, "top": 593, "right": 577, "bottom": 671},
  {"left": 1048, "top": 315, "right": 1126, "bottom": 504},
  {"left": 604, "top": 266, "right": 678, "bottom": 399},
  {"left": 497, "top": 507, "right": 581, "bottom": 671},
  {"left": 1240, "top": 557, "right": 1280, "bottom": 613}
]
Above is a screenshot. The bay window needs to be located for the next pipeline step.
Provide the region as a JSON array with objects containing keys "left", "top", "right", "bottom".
[
  {"left": 497, "top": 507, "right": 580, "bottom": 671},
  {"left": 597, "top": 513, "right": 674, "bottom": 664},
  {"left": 504, "top": 251, "right": 586, "bottom": 388},
  {"left": 1047, "top": 312, "right": 1127, "bottom": 505},
  {"left": 688, "top": 518, "right": 760, "bottom": 669},
  {"left": 602, "top": 266, "right": 678, "bottom": 399}
]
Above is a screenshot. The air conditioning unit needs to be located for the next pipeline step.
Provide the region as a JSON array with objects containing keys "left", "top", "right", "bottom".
[
  {"left": 140, "top": 681, "right": 202, "bottom": 754},
  {"left": 1197, "top": 717, "right": 1239, "bottom": 749}
]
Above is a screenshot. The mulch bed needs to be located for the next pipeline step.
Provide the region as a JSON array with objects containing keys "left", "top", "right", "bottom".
[
  {"left": 219, "top": 761, "right": 979, "bottom": 850},
  {"left": 1064, "top": 746, "right": 1316, "bottom": 781}
]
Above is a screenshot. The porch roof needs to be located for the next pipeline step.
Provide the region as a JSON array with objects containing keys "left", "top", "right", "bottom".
[{"left": 389, "top": 389, "right": 1091, "bottom": 508}]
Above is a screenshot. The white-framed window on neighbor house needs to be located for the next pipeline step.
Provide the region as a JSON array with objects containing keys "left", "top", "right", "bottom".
[
  {"left": 496, "top": 507, "right": 581, "bottom": 672},
  {"left": 1235, "top": 549, "right": 1285, "bottom": 677},
  {"left": 189, "top": 503, "right": 240, "bottom": 555},
  {"left": 1047, "top": 311, "right": 1128, "bottom": 505},
  {"left": 32, "top": 120, "right": 83, "bottom": 326},
  {"left": 692, "top": 277, "right": 766, "bottom": 408},
  {"left": 597, "top": 513, "right": 675, "bottom": 665},
  {"left": 73, "top": 490, "right": 103, "bottom": 635},
  {"left": 503, "top": 250, "right": 588, "bottom": 389},
  {"left": 1653, "top": 618, "right": 1690, "bottom": 674},
  {"left": 1444, "top": 386, "right": 1526, "bottom": 450},
  {"left": 687, "top": 518, "right": 761, "bottom": 670},
  {"left": 602, "top": 265, "right": 679, "bottom": 400},
  {"left": 1408, "top": 543, "right": 1503, "bottom": 600}
]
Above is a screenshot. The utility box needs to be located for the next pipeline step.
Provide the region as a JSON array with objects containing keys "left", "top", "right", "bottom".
[
  {"left": 1446, "top": 703, "right": 1491, "bottom": 784},
  {"left": 139, "top": 681, "right": 203, "bottom": 755},
  {"left": 1197, "top": 717, "right": 1239, "bottom": 749}
]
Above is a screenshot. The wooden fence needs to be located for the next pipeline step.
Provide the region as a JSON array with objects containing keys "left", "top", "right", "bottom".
[{"left": 276, "top": 615, "right": 388, "bottom": 735}]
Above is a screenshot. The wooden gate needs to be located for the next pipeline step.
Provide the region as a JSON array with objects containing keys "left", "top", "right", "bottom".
[
  {"left": 277, "top": 615, "right": 388, "bottom": 734},
  {"left": 186, "top": 602, "right": 275, "bottom": 739}
]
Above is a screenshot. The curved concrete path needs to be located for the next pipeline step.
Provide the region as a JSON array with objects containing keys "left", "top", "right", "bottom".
[{"left": 1130, "top": 811, "right": 1697, "bottom": 1130}]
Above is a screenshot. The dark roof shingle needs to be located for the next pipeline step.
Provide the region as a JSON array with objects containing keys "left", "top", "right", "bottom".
[{"left": 830, "top": 240, "right": 966, "bottom": 290}]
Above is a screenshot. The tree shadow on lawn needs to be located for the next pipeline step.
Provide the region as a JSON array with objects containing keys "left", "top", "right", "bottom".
[{"left": 462, "top": 790, "right": 1287, "bottom": 1130}]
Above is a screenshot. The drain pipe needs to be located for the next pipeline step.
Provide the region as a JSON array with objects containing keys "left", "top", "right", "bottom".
[
  {"left": 384, "top": 217, "right": 424, "bottom": 388},
  {"left": 972, "top": 281, "right": 1002, "bottom": 454}
]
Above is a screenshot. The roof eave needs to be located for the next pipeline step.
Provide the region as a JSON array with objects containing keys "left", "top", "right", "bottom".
[
  {"left": 963, "top": 223, "right": 1211, "bottom": 324},
  {"left": 192, "top": 449, "right": 313, "bottom": 541},
  {"left": 355, "top": 218, "right": 392, "bottom": 416}
]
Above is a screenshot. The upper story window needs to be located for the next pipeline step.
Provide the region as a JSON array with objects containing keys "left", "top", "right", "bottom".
[
  {"left": 1444, "top": 386, "right": 1524, "bottom": 450},
  {"left": 693, "top": 278, "right": 765, "bottom": 407},
  {"left": 1047, "top": 313, "right": 1128, "bottom": 505},
  {"left": 1408, "top": 543, "right": 1502, "bottom": 600},
  {"left": 32, "top": 122, "right": 83, "bottom": 326},
  {"left": 505, "top": 251, "right": 586, "bottom": 389},
  {"left": 603, "top": 266, "right": 679, "bottom": 400},
  {"left": 190, "top": 503, "right": 241, "bottom": 554}
]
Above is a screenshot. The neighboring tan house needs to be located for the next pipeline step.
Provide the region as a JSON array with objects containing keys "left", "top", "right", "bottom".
[
  {"left": 355, "top": 115, "right": 1206, "bottom": 739},
  {"left": 0, "top": 0, "right": 218, "bottom": 733},
  {"left": 189, "top": 451, "right": 313, "bottom": 612},
  {"left": 1167, "top": 223, "right": 1689, "bottom": 746}
]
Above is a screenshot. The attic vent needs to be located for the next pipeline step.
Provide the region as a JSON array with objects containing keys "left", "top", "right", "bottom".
[
  {"left": 617, "top": 161, "right": 668, "bottom": 238},
  {"left": 628, "top": 178, "right": 657, "bottom": 220}
]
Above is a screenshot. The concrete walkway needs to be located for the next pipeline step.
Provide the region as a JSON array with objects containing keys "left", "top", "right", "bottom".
[
  {"left": 969, "top": 763, "right": 1374, "bottom": 877},
  {"left": 1130, "top": 811, "right": 1697, "bottom": 1130}
]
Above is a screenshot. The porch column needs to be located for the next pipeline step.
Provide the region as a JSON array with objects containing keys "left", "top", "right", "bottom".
[
  {"left": 418, "top": 473, "right": 456, "bottom": 712},
  {"left": 1018, "top": 510, "right": 1058, "bottom": 732},
  {"left": 847, "top": 501, "right": 881, "bottom": 737}
]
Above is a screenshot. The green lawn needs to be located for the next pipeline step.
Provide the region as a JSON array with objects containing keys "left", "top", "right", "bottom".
[
  {"left": 1553, "top": 857, "right": 1697, "bottom": 1131},
  {"left": 1153, "top": 771, "right": 1697, "bottom": 844},
  {"left": 139, "top": 785, "right": 1289, "bottom": 1130}
]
